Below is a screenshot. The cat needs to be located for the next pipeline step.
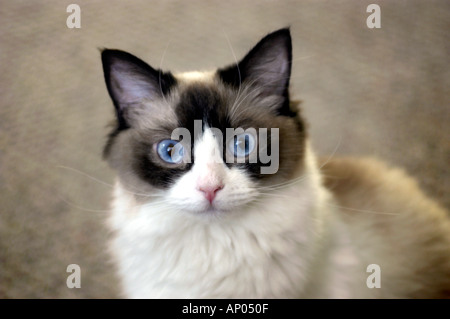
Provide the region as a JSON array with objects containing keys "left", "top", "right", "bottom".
[{"left": 100, "top": 28, "right": 450, "bottom": 298}]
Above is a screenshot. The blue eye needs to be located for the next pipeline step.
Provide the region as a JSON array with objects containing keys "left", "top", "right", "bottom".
[
  {"left": 157, "top": 140, "right": 184, "bottom": 164},
  {"left": 229, "top": 133, "right": 256, "bottom": 158}
]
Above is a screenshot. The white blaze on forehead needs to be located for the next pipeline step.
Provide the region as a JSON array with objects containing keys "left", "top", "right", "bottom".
[{"left": 177, "top": 71, "right": 215, "bottom": 82}]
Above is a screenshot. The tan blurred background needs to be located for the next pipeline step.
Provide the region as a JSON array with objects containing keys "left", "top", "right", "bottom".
[{"left": 0, "top": 0, "right": 448, "bottom": 298}]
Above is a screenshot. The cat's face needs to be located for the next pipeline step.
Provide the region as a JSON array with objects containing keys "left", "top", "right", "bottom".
[{"left": 101, "top": 29, "right": 306, "bottom": 216}]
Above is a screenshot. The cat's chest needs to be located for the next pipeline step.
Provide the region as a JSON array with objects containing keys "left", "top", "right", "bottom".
[{"left": 110, "top": 188, "right": 323, "bottom": 298}]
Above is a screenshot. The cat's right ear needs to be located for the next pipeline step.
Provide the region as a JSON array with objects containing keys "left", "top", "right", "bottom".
[{"left": 101, "top": 49, "right": 177, "bottom": 129}]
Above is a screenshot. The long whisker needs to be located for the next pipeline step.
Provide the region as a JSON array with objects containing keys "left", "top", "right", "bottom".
[
  {"left": 255, "top": 135, "right": 343, "bottom": 192},
  {"left": 222, "top": 29, "right": 242, "bottom": 116},
  {"left": 59, "top": 196, "right": 176, "bottom": 215},
  {"left": 317, "top": 136, "right": 342, "bottom": 171},
  {"left": 228, "top": 76, "right": 262, "bottom": 120},
  {"left": 256, "top": 172, "right": 310, "bottom": 191},
  {"left": 57, "top": 193, "right": 112, "bottom": 214},
  {"left": 158, "top": 39, "right": 172, "bottom": 107},
  {"left": 253, "top": 185, "right": 397, "bottom": 216},
  {"left": 56, "top": 165, "right": 115, "bottom": 189},
  {"left": 326, "top": 203, "right": 399, "bottom": 216},
  {"left": 291, "top": 55, "right": 315, "bottom": 62},
  {"left": 55, "top": 165, "right": 162, "bottom": 199}
]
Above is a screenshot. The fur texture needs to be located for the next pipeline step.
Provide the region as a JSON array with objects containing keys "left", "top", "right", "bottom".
[{"left": 101, "top": 29, "right": 450, "bottom": 298}]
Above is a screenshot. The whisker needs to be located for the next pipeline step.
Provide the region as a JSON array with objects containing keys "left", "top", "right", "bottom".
[
  {"left": 253, "top": 185, "right": 397, "bottom": 216},
  {"left": 57, "top": 193, "right": 111, "bottom": 214},
  {"left": 222, "top": 29, "right": 242, "bottom": 116},
  {"left": 326, "top": 203, "right": 398, "bottom": 216},
  {"left": 255, "top": 136, "right": 344, "bottom": 192},
  {"left": 158, "top": 39, "right": 172, "bottom": 107},
  {"left": 229, "top": 75, "right": 261, "bottom": 112},
  {"left": 228, "top": 75, "right": 269, "bottom": 118},
  {"left": 57, "top": 191, "right": 173, "bottom": 215},
  {"left": 256, "top": 173, "right": 309, "bottom": 191},
  {"left": 317, "top": 136, "right": 342, "bottom": 171},
  {"left": 291, "top": 55, "right": 315, "bottom": 63},
  {"left": 56, "top": 165, "right": 163, "bottom": 199},
  {"left": 56, "top": 165, "right": 115, "bottom": 189}
]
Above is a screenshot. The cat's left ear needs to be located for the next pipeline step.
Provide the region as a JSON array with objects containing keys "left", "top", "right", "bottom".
[{"left": 218, "top": 28, "right": 292, "bottom": 109}]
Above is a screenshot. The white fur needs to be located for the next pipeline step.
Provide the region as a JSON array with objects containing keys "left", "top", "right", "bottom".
[{"left": 108, "top": 131, "right": 373, "bottom": 298}]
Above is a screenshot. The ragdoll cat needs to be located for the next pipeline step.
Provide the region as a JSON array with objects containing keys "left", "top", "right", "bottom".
[{"left": 101, "top": 29, "right": 450, "bottom": 298}]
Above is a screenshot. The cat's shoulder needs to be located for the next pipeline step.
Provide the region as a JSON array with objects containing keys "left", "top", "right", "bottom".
[
  {"left": 320, "top": 157, "right": 415, "bottom": 199},
  {"left": 319, "top": 156, "right": 449, "bottom": 221},
  {"left": 318, "top": 156, "right": 450, "bottom": 298}
]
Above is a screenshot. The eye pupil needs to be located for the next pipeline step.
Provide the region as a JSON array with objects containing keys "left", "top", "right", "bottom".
[
  {"left": 157, "top": 140, "right": 184, "bottom": 164},
  {"left": 234, "top": 136, "right": 249, "bottom": 151},
  {"left": 230, "top": 133, "right": 255, "bottom": 158}
]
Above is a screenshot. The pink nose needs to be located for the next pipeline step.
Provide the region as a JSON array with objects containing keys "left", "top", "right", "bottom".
[{"left": 198, "top": 185, "right": 223, "bottom": 203}]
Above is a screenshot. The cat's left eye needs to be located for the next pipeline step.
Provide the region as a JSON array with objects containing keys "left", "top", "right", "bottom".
[
  {"left": 157, "top": 140, "right": 185, "bottom": 164},
  {"left": 229, "top": 133, "right": 256, "bottom": 158}
]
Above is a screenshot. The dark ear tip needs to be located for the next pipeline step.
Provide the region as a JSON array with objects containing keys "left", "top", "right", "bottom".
[
  {"left": 101, "top": 49, "right": 123, "bottom": 61},
  {"left": 255, "top": 28, "right": 292, "bottom": 54},
  {"left": 270, "top": 28, "right": 291, "bottom": 37},
  {"left": 101, "top": 49, "right": 133, "bottom": 62},
  {"left": 101, "top": 49, "right": 115, "bottom": 65},
  {"left": 275, "top": 27, "right": 291, "bottom": 35},
  {"left": 268, "top": 28, "right": 292, "bottom": 44},
  {"left": 100, "top": 49, "right": 151, "bottom": 72}
]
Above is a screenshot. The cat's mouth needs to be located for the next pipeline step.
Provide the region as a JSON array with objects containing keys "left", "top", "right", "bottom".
[
  {"left": 202, "top": 206, "right": 224, "bottom": 215},
  {"left": 182, "top": 195, "right": 255, "bottom": 217},
  {"left": 193, "top": 201, "right": 229, "bottom": 215}
]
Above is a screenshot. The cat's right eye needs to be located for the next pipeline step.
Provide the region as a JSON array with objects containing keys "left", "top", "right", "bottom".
[
  {"left": 157, "top": 140, "right": 184, "bottom": 164},
  {"left": 229, "top": 133, "right": 256, "bottom": 158}
]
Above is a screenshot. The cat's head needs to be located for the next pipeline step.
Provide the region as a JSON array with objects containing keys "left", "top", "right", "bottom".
[{"left": 101, "top": 28, "right": 306, "bottom": 216}]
